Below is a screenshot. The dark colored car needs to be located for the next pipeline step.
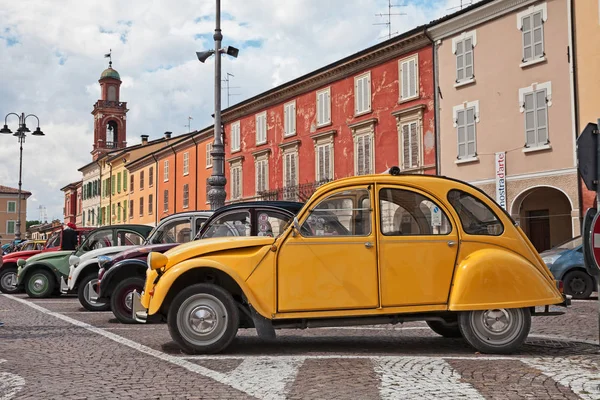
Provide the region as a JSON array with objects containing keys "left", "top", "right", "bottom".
[
  {"left": 97, "top": 201, "right": 303, "bottom": 323},
  {"left": 541, "top": 236, "right": 598, "bottom": 299}
]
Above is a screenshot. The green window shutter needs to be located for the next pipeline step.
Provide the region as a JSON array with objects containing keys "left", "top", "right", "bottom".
[
  {"left": 123, "top": 201, "right": 127, "bottom": 221},
  {"left": 117, "top": 172, "right": 122, "bottom": 193},
  {"left": 123, "top": 171, "right": 128, "bottom": 192},
  {"left": 112, "top": 175, "right": 116, "bottom": 195}
]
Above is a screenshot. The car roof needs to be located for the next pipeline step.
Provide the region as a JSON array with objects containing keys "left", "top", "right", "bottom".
[
  {"left": 216, "top": 200, "right": 304, "bottom": 214},
  {"left": 158, "top": 210, "right": 214, "bottom": 223}
]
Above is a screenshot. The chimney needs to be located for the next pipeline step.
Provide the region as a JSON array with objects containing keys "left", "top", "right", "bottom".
[
  {"left": 141, "top": 135, "right": 149, "bottom": 145},
  {"left": 164, "top": 131, "right": 172, "bottom": 139}
]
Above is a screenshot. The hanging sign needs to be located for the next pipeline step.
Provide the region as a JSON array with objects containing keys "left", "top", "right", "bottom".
[{"left": 495, "top": 152, "right": 507, "bottom": 209}]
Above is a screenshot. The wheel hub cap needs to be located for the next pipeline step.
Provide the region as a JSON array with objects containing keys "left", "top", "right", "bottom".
[
  {"left": 2, "top": 272, "right": 17, "bottom": 289},
  {"left": 570, "top": 278, "right": 585, "bottom": 293},
  {"left": 483, "top": 309, "right": 510, "bottom": 333},
  {"left": 125, "top": 291, "right": 134, "bottom": 311},
  {"left": 189, "top": 306, "right": 218, "bottom": 334},
  {"left": 33, "top": 278, "right": 45, "bottom": 291}
]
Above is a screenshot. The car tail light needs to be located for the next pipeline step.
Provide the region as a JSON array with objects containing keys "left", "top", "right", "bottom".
[{"left": 556, "top": 280, "right": 564, "bottom": 293}]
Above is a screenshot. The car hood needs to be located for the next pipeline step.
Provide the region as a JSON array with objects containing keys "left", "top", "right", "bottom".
[
  {"left": 3, "top": 250, "right": 41, "bottom": 262},
  {"left": 25, "top": 250, "right": 72, "bottom": 264},
  {"left": 110, "top": 243, "right": 178, "bottom": 265},
  {"left": 162, "top": 236, "right": 276, "bottom": 270},
  {"left": 77, "top": 246, "right": 134, "bottom": 263}
]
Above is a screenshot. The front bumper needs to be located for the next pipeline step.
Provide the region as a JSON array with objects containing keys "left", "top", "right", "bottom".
[
  {"left": 132, "top": 290, "right": 148, "bottom": 324},
  {"left": 59, "top": 276, "right": 69, "bottom": 294}
]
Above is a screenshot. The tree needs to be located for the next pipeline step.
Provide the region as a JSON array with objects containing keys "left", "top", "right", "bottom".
[{"left": 26, "top": 220, "right": 41, "bottom": 230}]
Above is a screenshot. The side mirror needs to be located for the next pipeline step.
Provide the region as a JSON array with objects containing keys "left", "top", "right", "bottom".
[{"left": 292, "top": 217, "right": 301, "bottom": 237}]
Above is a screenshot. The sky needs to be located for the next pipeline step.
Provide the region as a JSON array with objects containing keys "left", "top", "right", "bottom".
[{"left": 0, "top": 0, "right": 477, "bottom": 222}]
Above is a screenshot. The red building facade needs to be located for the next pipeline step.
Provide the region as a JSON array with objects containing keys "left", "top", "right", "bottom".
[
  {"left": 221, "top": 29, "right": 434, "bottom": 202},
  {"left": 60, "top": 181, "right": 81, "bottom": 225}
]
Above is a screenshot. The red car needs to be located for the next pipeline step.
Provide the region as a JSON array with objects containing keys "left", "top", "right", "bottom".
[{"left": 0, "top": 226, "right": 93, "bottom": 294}]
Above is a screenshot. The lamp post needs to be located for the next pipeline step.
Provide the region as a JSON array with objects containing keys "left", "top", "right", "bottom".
[
  {"left": 1, "top": 112, "right": 44, "bottom": 240},
  {"left": 196, "top": 0, "right": 239, "bottom": 210}
]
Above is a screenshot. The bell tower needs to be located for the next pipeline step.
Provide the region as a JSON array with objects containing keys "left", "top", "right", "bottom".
[{"left": 91, "top": 51, "right": 128, "bottom": 160}]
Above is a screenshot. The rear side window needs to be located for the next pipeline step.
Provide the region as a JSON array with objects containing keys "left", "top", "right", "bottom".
[{"left": 447, "top": 189, "right": 503, "bottom": 236}]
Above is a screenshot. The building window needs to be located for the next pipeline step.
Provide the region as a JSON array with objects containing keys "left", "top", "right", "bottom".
[
  {"left": 316, "top": 143, "right": 333, "bottom": 181},
  {"left": 183, "top": 152, "right": 189, "bottom": 176},
  {"left": 139, "top": 197, "right": 144, "bottom": 216},
  {"left": 148, "top": 167, "right": 153, "bottom": 187},
  {"left": 283, "top": 150, "right": 298, "bottom": 196},
  {"left": 519, "top": 82, "right": 551, "bottom": 149},
  {"left": 255, "top": 157, "right": 268, "bottom": 194},
  {"left": 453, "top": 101, "right": 480, "bottom": 160},
  {"left": 354, "top": 72, "right": 371, "bottom": 115},
  {"left": 7, "top": 220, "right": 15, "bottom": 234},
  {"left": 401, "top": 121, "right": 420, "bottom": 170},
  {"left": 316, "top": 87, "right": 331, "bottom": 127},
  {"left": 284, "top": 101, "right": 296, "bottom": 137},
  {"left": 453, "top": 31, "right": 476, "bottom": 84},
  {"left": 163, "top": 190, "right": 169, "bottom": 213},
  {"left": 7, "top": 201, "right": 16, "bottom": 213},
  {"left": 230, "top": 164, "right": 242, "bottom": 200},
  {"left": 130, "top": 174, "right": 134, "bottom": 192},
  {"left": 117, "top": 203, "right": 121, "bottom": 222},
  {"left": 140, "top": 171, "right": 145, "bottom": 190},
  {"left": 231, "top": 121, "right": 241, "bottom": 152},
  {"left": 123, "top": 171, "right": 127, "bottom": 192},
  {"left": 129, "top": 200, "right": 133, "bottom": 219},
  {"left": 111, "top": 175, "right": 116, "bottom": 195},
  {"left": 355, "top": 133, "right": 373, "bottom": 176},
  {"left": 164, "top": 160, "right": 169, "bottom": 182},
  {"left": 399, "top": 55, "right": 419, "bottom": 101},
  {"left": 518, "top": 3, "right": 546, "bottom": 64},
  {"left": 256, "top": 112, "right": 267, "bottom": 145},
  {"left": 117, "top": 172, "right": 122, "bottom": 193},
  {"left": 148, "top": 194, "right": 153, "bottom": 214},
  {"left": 183, "top": 184, "right": 189, "bottom": 208},
  {"left": 112, "top": 204, "right": 116, "bottom": 221},
  {"left": 206, "top": 143, "right": 213, "bottom": 168}
]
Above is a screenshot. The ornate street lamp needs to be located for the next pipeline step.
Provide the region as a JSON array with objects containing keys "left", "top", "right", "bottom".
[
  {"left": 196, "top": 0, "right": 239, "bottom": 210},
  {"left": 1, "top": 112, "right": 44, "bottom": 240}
]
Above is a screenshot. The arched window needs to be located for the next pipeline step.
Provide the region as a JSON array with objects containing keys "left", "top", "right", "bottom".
[
  {"left": 107, "top": 86, "right": 117, "bottom": 101},
  {"left": 106, "top": 121, "right": 118, "bottom": 147}
]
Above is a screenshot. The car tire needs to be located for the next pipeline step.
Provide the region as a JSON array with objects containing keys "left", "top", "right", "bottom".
[
  {"left": 563, "top": 270, "right": 594, "bottom": 299},
  {"left": 111, "top": 277, "right": 145, "bottom": 324},
  {"left": 458, "top": 307, "right": 531, "bottom": 354},
  {"left": 168, "top": 283, "right": 239, "bottom": 354},
  {"left": 0, "top": 266, "right": 20, "bottom": 294},
  {"left": 426, "top": 318, "right": 462, "bottom": 338},
  {"left": 24, "top": 269, "right": 55, "bottom": 298},
  {"left": 78, "top": 273, "right": 110, "bottom": 311}
]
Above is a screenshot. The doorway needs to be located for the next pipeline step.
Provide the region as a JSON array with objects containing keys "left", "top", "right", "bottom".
[{"left": 527, "top": 209, "right": 550, "bottom": 252}]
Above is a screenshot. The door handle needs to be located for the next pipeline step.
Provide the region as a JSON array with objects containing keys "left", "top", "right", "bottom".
[
  {"left": 447, "top": 241, "right": 457, "bottom": 247},
  {"left": 365, "top": 242, "right": 374, "bottom": 249}
]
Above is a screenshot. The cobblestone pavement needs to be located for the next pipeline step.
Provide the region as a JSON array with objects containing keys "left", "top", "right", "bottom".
[{"left": 0, "top": 293, "right": 598, "bottom": 400}]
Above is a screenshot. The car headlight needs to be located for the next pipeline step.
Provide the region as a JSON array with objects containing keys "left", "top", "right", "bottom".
[
  {"left": 69, "top": 255, "right": 80, "bottom": 267},
  {"left": 147, "top": 252, "right": 168, "bottom": 270},
  {"left": 541, "top": 254, "right": 561, "bottom": 266}
]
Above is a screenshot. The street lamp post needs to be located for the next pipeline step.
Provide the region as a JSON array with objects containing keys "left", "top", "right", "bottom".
[
  {"left": 196, "top": 0, "right": 239, "bottom": 210},
  {"left": 1, "top": 112, "right": 44, "bottom": 240}
]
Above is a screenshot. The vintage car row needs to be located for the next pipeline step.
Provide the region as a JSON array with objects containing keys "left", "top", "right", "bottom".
[
  {"left": 66, "top": 211, "right": 213, "bottom": 311},
  {"left": 130, "top": 169, "right": 570, "bottom": 355},
  {"left": 15, "top": 225, "right": 154, "bottom": 299},
  {"left": 96, "top": 201, "right": 303, "bottom": 323},
  {"left": 0, "top": 226, "right": 93, "bottom": 294}
]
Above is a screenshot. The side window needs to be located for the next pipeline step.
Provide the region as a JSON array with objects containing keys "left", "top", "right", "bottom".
[
  {"left": 151, "top": 219, "right": 192, "bottom": 244},
  {"left": 256, "top": 210, "right": 293, "bottom": 237},
  {"left": 202, "top": 211, "right": 251, "bottom": 239},
  {"left": 379, "top": 188, "right": 451, "bottom": 235},
  {"left": 117, "top": 231, "right": 146, "bottom": 246},
  {"left": 301, "top": 188, "right": 370, "bottom": 237},
  {"left": 46, "top": 232, "right": 61, "bottom": 249},
  {"left": 195, "top": 217, "right": 208, "bottom": 236},
  {"left": 447, "top": 189, "right": 504, "bottom": 236},
  {"left": 85, "top": 230, "right": 114, "bottom": 250}
]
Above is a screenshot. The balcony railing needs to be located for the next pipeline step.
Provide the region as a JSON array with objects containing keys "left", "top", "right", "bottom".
[
  {"left": 256, "top": 179, "right": 333, "bottom": 202},
  {"left": 94, "top": 100, "right": 127, "bottom": 110}
]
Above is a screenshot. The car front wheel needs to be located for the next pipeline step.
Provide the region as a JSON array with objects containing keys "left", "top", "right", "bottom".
[
  {"left": 78, "top": 273, "right": 110, "bottom": 311},
  {"left": 563, "top": 270, "right": 594, "bottom": 299},
  {"left": 168, "top": 283, "right": 239, "bottom": 354},
  {"left": 24, "top": 269, "right": 55, "bottom": 298},
  {"left": 110, "top": 277, "right": 145, "bottom": 324},
  {"left": 0, "top": 266, "right": 19, "bottom": 294},
  {"left": 458, "top": 308, "right": 531, "bottom": 354}
]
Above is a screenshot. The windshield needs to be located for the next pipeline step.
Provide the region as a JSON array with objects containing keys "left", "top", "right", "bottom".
[
  {"left": 148, "top": 218, "right": 192, "bottom": 244},
  {"left": 554, "top": 236, "right": 582, "bottom": 251},
  {"left": 45, "top": 231, "right": 61, "bottom": 249}
]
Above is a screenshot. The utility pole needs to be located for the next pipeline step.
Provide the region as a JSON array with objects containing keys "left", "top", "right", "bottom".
[
  {"left": 222, "top": 72, "right": 241, "bottom": 108},
  {"left": 185, "top": 116, "right": 193, "bottom": 133},
  {"left": 374, "top": 0, "right": 406, "bottom": 40}
]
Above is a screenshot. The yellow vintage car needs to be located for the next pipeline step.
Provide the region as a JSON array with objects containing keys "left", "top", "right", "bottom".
[{"left": 134, "top": 169, "right": 569, "bottom": 355}]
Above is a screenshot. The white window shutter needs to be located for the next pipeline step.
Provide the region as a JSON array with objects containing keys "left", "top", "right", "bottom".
[
  {"left": 325, "top": 144, "right": 331, "bottom": 180},
  {"left": 409, "top": 60, "right": 416, "bottom": 98},
  {"left": 357, "top": 136, "right": 364, "bottom": 175},
  {"left": 401, "top": 62, "right": 409, "bottom": 99},
  {"left": 292, "top": 103, "right": 296, "bottom": 133},
  {"left": 402, "top": 124, "right": 409, "bottom": 169},
  {"left": 366, "top": 75, "right": 371, "bottom": 110},
  {"left": 355, "top": 79, "right": 360, "bottom": 113},
  {"left": 284, "top": 107, "right": 288, "bottom": 135},
  {"left": 410, "top": 122, "right": 419, "bottom": 168}
]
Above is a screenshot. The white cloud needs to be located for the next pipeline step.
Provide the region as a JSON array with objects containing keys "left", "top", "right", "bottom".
[{"left": 0, "top": 0, "right": 476, "bottom": 222}]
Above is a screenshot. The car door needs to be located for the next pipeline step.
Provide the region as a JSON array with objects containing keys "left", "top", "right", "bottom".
[
  {"left": 276, "top": 186, "right": 378, "bottom": 313},
  {"left": 377, "top": 185, "right": 459, "bottom": 307}
]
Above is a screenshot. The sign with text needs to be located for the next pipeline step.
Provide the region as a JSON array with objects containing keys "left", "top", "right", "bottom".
[{"left": 495, "top": 152, "right": 507, "bottom": 209}]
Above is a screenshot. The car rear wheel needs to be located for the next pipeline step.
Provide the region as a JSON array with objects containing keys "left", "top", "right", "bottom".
[
  {"left": 168, "top": 283, "right": 239, "bottom": 354},
  {"left": 426, "top": 318, "right": 462, "bottom": 338},
  {"left": 563, "top": 270, "right": 594, "bottom": 299},
  {"left": 78, "top": 273, "right": 110, "bottom": 311},
  {"left": 0, "top": 266, "right": 19, "bottom": 294},
  {"left": 24, "top": 270, "right": 54, "bottom": 298},
  {"left": 111, "top": 277, "right": 145, "bottom": 324},
  {"left": 458, "top": 308, "right": 530, "bottom": 354}
]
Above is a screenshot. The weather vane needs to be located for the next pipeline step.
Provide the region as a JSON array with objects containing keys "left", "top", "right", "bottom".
[{"left": 104, "top": 49, "right": 112, "bottom": 68}]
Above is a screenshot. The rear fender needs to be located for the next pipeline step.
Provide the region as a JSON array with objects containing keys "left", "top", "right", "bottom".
[
  {"left": 18, "top": 263, "right": 61, "bottom": 286},
  {"left": 149, "top": 258, "right": 269, "bottom": 318},
  {"left": 449, "top": 248, "right": 564, "bottom": 311}
]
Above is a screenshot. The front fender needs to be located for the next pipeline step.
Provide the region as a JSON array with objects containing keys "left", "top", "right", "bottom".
[
  {"left": 147, "top": 258, "right": 270, "bottom": 319},
  {"left": 100, "top": 259, "right": 147, "bottom": 296},
  {"left": 69, "top": 259, "right": 100, "bottom": 290},
  {"left": 17, "top": 262, "right": 61, "bottom": 286},
  {"left": 449, "top": 248, "right": 564, "bottom": 311}
]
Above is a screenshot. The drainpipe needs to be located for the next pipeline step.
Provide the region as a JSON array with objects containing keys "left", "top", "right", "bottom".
[
  {"left": 170, "top": 146, "right": 177, "bottom": 213},
  {"left": 96, "top": 160, "right": 102, "bottom": 227},
  {"left": 151, "top": 153, "right": 158, "bottom": 226},
  {"left": 424, "top": 29, "right": 440, "bottom": 175},
  {"left": 568, "top": 0, "right": 583, "bottom": 226},
  {"left": 192, "top": 134, "right": 199, "bottom": 211}
]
